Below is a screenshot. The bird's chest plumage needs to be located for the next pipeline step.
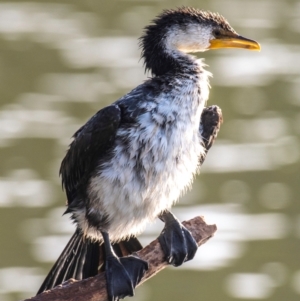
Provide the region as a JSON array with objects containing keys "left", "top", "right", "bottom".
[{"left": 87, "top": 75, "right": 209, "bottom": 241}]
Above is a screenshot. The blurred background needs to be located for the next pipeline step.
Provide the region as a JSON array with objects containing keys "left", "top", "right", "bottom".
[{"left": 0, "top": 0, "right": 299, "bottom": 300}]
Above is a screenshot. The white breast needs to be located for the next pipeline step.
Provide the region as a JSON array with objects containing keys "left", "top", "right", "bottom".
[{"left": 81, "top": 69, "right": 210, "bottom": 242}]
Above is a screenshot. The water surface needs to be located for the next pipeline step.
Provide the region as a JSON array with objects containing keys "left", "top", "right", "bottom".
[{"left": 0, "top": 1, "right": 299, "bottom": 300}]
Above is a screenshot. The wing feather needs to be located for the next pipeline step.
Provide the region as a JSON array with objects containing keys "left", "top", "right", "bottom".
[{"left": 60, "top": 105, "right": 121, "bottom": 204}]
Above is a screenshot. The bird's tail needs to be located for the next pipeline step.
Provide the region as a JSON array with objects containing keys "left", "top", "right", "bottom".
[{"left": 37, "top": 229, "right": 143, "bottom": 295}]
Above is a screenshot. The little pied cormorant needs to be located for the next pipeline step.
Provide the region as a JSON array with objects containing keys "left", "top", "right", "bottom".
[{"left": 37, "top": 7, "right": 260, "bottom": 301}]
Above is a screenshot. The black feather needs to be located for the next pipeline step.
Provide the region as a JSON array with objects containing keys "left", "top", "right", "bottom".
[
  {"left": 59, "top": 105, "right": 121, "bottom": 207},
  {"left": 37, "top": 230, "right": 99, "bottom": 294}
]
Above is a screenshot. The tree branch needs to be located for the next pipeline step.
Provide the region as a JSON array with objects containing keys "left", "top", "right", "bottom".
[{"left": 24, "top": 216, "right": 216, "bottom": 301}]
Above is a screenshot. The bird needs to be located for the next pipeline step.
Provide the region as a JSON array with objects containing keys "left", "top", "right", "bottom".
[{"left": 37, "top": 7, "right": 260, "bottom": 301}]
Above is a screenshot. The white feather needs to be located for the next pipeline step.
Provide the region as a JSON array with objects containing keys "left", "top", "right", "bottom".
[{"left": 75, "top": 60, "right": 211, "bottom": 242}]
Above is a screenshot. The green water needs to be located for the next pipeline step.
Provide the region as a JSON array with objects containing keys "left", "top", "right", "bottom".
[{"left": 0, "top": 1, "right": 299, "bottom": 300}]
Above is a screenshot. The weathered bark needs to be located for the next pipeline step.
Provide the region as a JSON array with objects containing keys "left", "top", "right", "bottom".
[{"left": 24, "top": 216, "right": 216, "bottom": 301}]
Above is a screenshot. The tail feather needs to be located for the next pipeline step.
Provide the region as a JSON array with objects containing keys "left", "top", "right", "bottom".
[
  {"left": 37, "top": 229, "right": 99, "bottom": 295},
  {"left": 37, "top": 231, "right": 143, "bottom": 295},
  {"left": 37, "top": 230, "right": 80, "bottom": 293},
  {"left": 122, "top": 236, "right": 143, "bottom": 253},
  {"left": 83, "top": 239, "right": 100, "bottom": 278},
  {"left": 61, "top": 233, "right": 86, "bottom": 281},
  {"left": 113, "top": 236, "right": 143, "bottom": 257}
]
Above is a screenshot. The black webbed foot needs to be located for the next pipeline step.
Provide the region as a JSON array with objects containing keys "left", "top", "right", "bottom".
[
  {"left": 120, "top": 255, "right": 148, "bottom": 287},
  {"left": 102, "top": 231, "right": 148, "bottom": 301},
  {"left": 105, "top": 255, "right": 133, "bottom": 301},
  {"left": 105, "top": 255, "right": 148, "bottom": 301},
  {"left": 158, "top": 211, "right": 198, "bottom": 267}
]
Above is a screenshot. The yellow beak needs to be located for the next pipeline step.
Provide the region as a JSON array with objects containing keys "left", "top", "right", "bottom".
[{"left": 209, "top": 35, "right": 261, "bottom": 51}]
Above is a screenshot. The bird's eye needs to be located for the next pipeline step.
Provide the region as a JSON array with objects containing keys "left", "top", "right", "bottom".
[{"left": 214, "top": 30, "right": 222, "bottom": 37}]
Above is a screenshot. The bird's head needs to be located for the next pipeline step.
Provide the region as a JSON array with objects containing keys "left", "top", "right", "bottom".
[{"left": 141, "top": 7, "right": 260, "bottom": 75}]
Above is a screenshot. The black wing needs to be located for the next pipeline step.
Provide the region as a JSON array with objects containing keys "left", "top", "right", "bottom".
[{"left": 60, "top": 105, "right": 121, "bottom": 204}]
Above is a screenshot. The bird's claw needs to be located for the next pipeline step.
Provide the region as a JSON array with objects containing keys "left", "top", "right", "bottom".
[
  {"left": 158, "top": 219, "right": 198, "bottom": 266},
  {"left": 105, "top": 255, "right": 148, "bottom": 301}
]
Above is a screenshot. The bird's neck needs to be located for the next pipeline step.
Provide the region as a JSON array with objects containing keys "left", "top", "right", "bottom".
[{"left": 143, "top": 44, "right": 201, "bottom": 77}]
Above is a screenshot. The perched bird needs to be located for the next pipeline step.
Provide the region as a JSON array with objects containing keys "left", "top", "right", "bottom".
[{"left": 37, "top": 7, "right": 260, "bottom": 301}]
